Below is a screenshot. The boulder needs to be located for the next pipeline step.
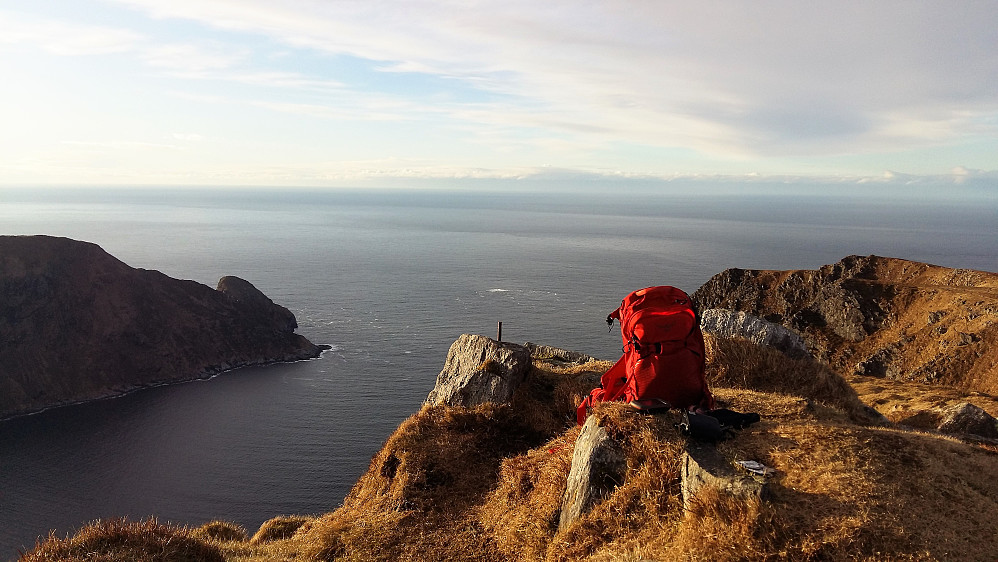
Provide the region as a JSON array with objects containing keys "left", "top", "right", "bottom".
[
  {"left": 700, "top": 309, "right": 810, "bottom": 359},
  {"left": 559, "top": 414, "right": 626, "bottom": 530},
  {"left": 425, "top": 334, "right": 531, "bottom": 407},
  {"left": 681, "top": 441, "right": 769, "bottom": 511},
  {"left": 937, "top": 402, "right": 998, "bottom": 439}
]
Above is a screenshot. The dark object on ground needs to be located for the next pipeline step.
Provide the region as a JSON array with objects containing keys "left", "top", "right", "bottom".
[
  {"left": 680, "top": 411, "right": 726, "bottom": 442},
  {"left": 679, "top": 409, "right": 762, "bottom": 442},
  {"left": 706, "top": 408, "right": 761, "bottom": 429}
]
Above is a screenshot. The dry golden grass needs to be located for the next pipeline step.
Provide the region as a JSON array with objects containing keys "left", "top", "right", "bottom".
[
  {"left": 192, "top": 520, "right": 248, "bottom": 543},
  {"left": 477, "top": 428, "right": 579, "bottom": 561},
  {"left": 666, "top": 487, "right": 768, "bottom": 561},
  {"left": 701, "top": 382, "right": 998, "bottom": 560},
  {"left": 19, "top": 517, "right": 224, "bottom": 562},
  {"left": 849, "top": 373, "right": 998, "bottom": 425},
  {"left": 291, "top": 399, "right": 554, "bottom": 562},
  {"left": 704, "top": 333, "right": 880, "bottom": 423},
  {"left": 25, "top": 337, "right": 998, "bottom": 561},
  {"left": 248, "top": 515, "right": 313, "bottom": 544}
]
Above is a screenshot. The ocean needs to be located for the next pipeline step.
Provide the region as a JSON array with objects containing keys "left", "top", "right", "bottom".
[{"left": 0, "top": 185, "right": 995, "bottom": 558}]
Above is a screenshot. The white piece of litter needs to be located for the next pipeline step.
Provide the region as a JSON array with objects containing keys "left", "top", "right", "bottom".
[{"left": 737, "top": 460, "right": 776, "bottom": 477}]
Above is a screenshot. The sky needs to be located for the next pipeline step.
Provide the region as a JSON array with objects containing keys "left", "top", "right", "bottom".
[{"left": 0, "top": 1, "right": 996, "bottom": 188}]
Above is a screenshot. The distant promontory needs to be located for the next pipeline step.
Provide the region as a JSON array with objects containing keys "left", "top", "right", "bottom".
[{"left": 0, "top": 235, "right": 325, "bottom": 419}]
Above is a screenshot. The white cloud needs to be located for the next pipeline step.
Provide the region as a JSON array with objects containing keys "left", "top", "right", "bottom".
[
  {"left": 142, "top": 42, "right": 247, "bottom": 72},
  {"left": 60, "top": 139, "right": 183, "bottom": 150},
  {"left": 4, "top": 1, "right": 997, "bottom": 184},
  {"left": 0, "top": 10, "right": 142, "bottom": 55},
  {"left": 103, "top": 0, "right": 998, "bottom": 162}
]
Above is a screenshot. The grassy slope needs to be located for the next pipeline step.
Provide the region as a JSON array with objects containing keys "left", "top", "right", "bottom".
[{"left": 20, "top": 338, "right": 998, "bottom": 561}]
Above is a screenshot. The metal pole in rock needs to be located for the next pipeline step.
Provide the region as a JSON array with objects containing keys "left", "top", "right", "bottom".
[{"left": 497, "top": 321, "right": 503, "bottom": 342}]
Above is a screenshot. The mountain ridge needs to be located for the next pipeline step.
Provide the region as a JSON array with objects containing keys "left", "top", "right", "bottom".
[{"left": 693, "top": 254, "right": 998, "bottom": 393}]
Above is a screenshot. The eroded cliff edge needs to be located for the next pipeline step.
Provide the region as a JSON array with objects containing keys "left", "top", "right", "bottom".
[{"left": 0, "top": 235, "right": 324, "bottom": 419}]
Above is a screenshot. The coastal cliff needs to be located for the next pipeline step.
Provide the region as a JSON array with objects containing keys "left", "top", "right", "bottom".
[
  {"left": 16, "top": 255, "right": 998, "bottom": 561},
  {"left": 0, "top": 235, "right": 324, "bottom": 419}
]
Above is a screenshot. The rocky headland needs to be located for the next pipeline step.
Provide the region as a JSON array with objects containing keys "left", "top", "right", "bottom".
[
  {"left": 0, "top": 235, "right": 325, "bottom": 420},
  {"left": 16, "top": 254, "right": 998, "bottom": 561},
  {"left": 693, "top": 254, "right": 998, "bottom": 393}
]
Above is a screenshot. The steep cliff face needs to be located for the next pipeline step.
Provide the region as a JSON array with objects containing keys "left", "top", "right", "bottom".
[
  {"left": 693, "top": 255, "right": 998, "bottom": 393},
  {"left": 0, "top": 235, "right": 324, "bottom": 419}
]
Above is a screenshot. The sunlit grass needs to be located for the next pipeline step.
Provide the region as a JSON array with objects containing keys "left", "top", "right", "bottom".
[{"left": 21, "top": 337, "right": 998, "bottom": 561}]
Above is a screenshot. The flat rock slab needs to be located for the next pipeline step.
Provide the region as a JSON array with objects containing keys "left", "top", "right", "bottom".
[
  {"left": 681, "top": 441, "right": 769, "bottom": 511},
  {"left": 425, "top": 334, "right": 532, "bottom": 407}
]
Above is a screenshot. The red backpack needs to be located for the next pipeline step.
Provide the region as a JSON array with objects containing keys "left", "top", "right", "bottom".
[{"left": 577, "top": 286, "right": 714, "bottom": 425}]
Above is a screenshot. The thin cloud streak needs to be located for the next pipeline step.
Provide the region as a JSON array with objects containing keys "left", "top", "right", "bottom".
[{"left": 0, "top": 10, "right": 142, "bottom": 55}]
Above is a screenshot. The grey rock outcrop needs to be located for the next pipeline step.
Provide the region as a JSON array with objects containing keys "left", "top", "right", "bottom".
[
  {"left": 425, "top": 334, "right": 531, "bottom": 407},
  {"left": 692, "top": 256, "right": 889, "bottom": 360},
  {"left": 700, "top": 309, "right": 810, "bottom": 359},
  {"left": 523, "top": 342, "right": 598, "bottom": 365},
  {"left": 937, "top": 402, "right": 998, "bottom": 439},
  {"left": 0, "top": 235, "right": 324, "bottom": 420},
  {"left": 692, "top": 255, "right": 998, "bottom": 394},
  {"left": 559, "top": 414, "right": 626, "bottom": 530},
  {"left": 681, "top": 442, "right": 769, "bottom": 511}
]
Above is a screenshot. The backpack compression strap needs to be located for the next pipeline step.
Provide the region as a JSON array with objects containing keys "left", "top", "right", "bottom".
[{"left": 606, "top": 308, "right": 620, "bottom": 331}]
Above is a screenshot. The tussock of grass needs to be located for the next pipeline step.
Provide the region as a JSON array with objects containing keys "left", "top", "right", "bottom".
[
  {"left": 295, "top": 400, "right": 551, "bottom": 561},
  {"left": 667, "top": 486, "right": 768, "bottom": 560},
  {"left": 513, "top": 361, "right": 610, "bottom": 435},
  {"left": 193, "top": 520, "right": 248, "bottom": 543},
  {"left": 705, "top": 333, "right": 878, "bottom": 423},
  {"left": 249, "top": 515, "right": 313, "bottom": 544},
  {"left": 19, "top": 517, "right": 223, "bottom": 562}
]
